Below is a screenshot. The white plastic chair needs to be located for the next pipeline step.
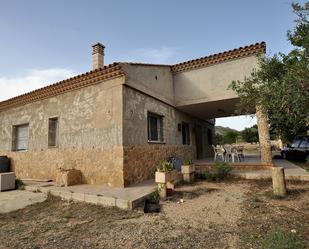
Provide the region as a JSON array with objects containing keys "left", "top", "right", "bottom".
[
  {"left": 224, "top": 144, "right": 240, "bottom": 163},
  {"left": 212, "top": 145, "right": 225, "bottom": 161}
]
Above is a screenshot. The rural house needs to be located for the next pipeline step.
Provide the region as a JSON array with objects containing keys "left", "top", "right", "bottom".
[{"left": 0, "top": 42, "right": 266, "bottom": 187}]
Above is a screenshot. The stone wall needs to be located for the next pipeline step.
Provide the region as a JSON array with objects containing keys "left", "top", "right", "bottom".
[
  {"left": 1, "top": 147, "right": 124, "bottom": 186},
  {"left": 123, "top": 145, "right": 195, "bottom": 186},
  {"left": 122, "top": 86, "right": 212, "bottom": 185},
  {"left": 0, "top": 77, "right": 125, "bottom": 186}
]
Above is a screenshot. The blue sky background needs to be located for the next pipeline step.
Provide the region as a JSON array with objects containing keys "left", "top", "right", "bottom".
[{"left": 0, "top": 0, "right": 305, "bottom": 130}]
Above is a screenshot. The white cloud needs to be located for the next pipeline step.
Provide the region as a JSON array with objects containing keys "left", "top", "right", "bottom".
[
  {"left": 125, "top": 47, "right": 179, "bottom": 64},
  {"left": 0, "top": 68, "right": 76, "bottom": 101},
  {"left": 216, "top": 115, "right": 257, "bottom": 131}
]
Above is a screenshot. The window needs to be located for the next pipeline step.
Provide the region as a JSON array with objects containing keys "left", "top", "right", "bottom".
[
  {"left": 48, "top": 117, "right": 59, "bottom": 147},
  {"left": 291, "top": 140, "right": 301, "bottom": 148},
  {"left": 147, "top": 112, "right": 163, "bottom": 142},
  {"left": 12, "top": 124, "right": 29, "bottom": 151},
  {"left": 207, "top": 128, "right": 213, "bottom": 145},
  {"left": 299, "top": 140, "right": 309, "bottom": 148},
  {"left": 182, "top": 122, "right": 190, "bottom": 145}
]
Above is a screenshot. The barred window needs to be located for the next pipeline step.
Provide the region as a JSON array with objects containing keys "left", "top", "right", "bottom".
[
  {"left": 182, "top": 122, "right": 190, "bottom": 145},
  {"left": 12, "top": 124, "right": 29, "bottom": 151},
  {"left": 48, "top": 117, "right": 59, "bottom": 147},
  {"left": 147, "top": 112, "right": 163, "bottom": 142}
]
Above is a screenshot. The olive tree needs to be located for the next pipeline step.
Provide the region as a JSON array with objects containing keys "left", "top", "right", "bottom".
[{"left": 230, "top": 2, "right": 309, "bottom": 142}]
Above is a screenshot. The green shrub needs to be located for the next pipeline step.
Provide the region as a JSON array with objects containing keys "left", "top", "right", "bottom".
[
  {"left": 251, "top": 194, "right": 262, "bottom": 203},
  {"left": 261, "top": 229, "right": 305, "bottom": 249},
  {"left": 203, "top": 162, "right": 232, "bottom": 181},
  {"left": 203, "top": 171, "right": 217, "bottom": 181},
  {"left": 150, "top": 184, "right": 162, "bottom": 200},
  {"left": 15, "top": 178, "right": 25, "bottom": 190},
  {"left": 183, "top": 159, "right": 193, "bottom": 165},
  {"left": 157, "top": 160, "right": 173, "bottom": 172},
  {"left": 215, "top": 162, "right": 232, "bottom": 179}
]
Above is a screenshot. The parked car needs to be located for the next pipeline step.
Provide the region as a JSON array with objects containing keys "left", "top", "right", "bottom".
[{"left": 281, "top": 137, "right": 309, "bottom": 161}]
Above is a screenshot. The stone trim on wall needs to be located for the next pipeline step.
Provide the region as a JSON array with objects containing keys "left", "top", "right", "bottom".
[{"left": 123, "top": 144, "right": 196, "bottom": 186}]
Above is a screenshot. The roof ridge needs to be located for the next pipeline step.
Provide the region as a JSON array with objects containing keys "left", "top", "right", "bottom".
[
  {"left": 119, "top": 62, "right": 171, "bottom": 67},
  {"left": 172, "top": 42, "right": 266, "bottom": 73}
]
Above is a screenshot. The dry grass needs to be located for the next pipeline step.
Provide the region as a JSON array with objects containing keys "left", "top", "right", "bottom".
[{"left": 0, "top": 180, "right": 308, "bottom": 249}]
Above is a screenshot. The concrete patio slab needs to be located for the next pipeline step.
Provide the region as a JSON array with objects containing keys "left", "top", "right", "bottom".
[
  {"left": 24, "top": 179, "right": 156, "bottom": 210},
  {"left": 0, "top": 190, "right": 47, "bottom": 213}
]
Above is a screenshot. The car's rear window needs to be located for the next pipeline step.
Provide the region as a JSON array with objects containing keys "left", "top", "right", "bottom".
[{"left": 291, "top": 140, "right": 302, "bottom": 148}]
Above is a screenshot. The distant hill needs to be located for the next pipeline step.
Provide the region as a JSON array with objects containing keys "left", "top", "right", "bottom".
[{"left": 215, "top": 126, "right": 239, "bottom": 136}]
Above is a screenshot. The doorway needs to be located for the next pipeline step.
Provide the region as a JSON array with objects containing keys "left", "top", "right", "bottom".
[{"left": 195, "top": 124, "right": 203, "bottom": 159}]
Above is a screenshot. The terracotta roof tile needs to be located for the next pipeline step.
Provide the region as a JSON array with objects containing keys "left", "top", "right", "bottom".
[
  {"left": 0, "top": 63, "right": 124, "bottom": 112},
  {"left": 171, "top": 42, "right": 266, "bottom": 73},
  {"left": 0, "top": 42, "right": 265, "bottom": 112}
]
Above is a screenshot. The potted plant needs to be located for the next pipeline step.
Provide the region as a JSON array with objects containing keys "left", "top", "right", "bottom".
[
  {"left": 181, "top": 159, "right": 195, "bottom": 182},
  {"left": 155, "top": 160, "right": 177, "bottom": 200}
]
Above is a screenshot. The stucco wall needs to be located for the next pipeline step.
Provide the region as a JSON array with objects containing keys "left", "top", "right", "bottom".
[
  {"left": 0, "top": 77, "right": 125, "bottom": 186},
  {"left": 122, "top": 64, "right": 174, "bottom": 106},
  {"left": 174, "top": 55, "right": 259, "bottom": 106}
]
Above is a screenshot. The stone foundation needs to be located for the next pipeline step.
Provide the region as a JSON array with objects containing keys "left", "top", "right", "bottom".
[
  {"left": 0, "top": 147, "right": 124, "bottom": 187},
  {"left": 123, "top": 144, "right": 195, "bottom": 186}
]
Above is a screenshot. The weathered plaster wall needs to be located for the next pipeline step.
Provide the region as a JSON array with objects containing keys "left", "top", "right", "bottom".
[
  {"left": 0, "top": 77, "right": 125, "bottom": 186},
  {"left": 174, "top": 55, "right": 259, "bottom": 106},
  {"left": 122, "top": 86, "right": 212, "bottom": 185},
  {"left": 122, "top": 64, "right": 174, "bottom": 106}
]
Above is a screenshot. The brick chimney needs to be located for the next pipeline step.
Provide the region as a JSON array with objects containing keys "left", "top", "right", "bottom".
[{"left": 92, "top": 43, "right": 105, "bottom": 70}]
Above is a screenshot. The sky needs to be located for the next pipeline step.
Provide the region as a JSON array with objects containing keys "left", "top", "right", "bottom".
[{"left": 0, "top": 0, "right": 305, "bottom": 130}]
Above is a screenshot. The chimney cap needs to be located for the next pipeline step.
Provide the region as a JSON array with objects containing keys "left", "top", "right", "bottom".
[{"left": 92, "top": 42, "right": 105, "bottom": 49}]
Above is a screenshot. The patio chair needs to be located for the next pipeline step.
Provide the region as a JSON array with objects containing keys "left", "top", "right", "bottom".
[
  {"left": 235, "top": 146, "right": 245, "bottom": 161},
  {"left": 212, "top": 145, "right": 225, "bottom": 161},
  {"left": 224, "top": 144, "right": 240, "bottom": 163},
  {"left": 231, "top": 147, "right": 241, "bottom": 163}
]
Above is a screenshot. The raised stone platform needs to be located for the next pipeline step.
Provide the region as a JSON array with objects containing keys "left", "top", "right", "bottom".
[
  {"left": 195, "top": 157, "right": 309, "bottom": 181},
  {"left": 24, "top": 179, "right": 155, "bottom": 210}
]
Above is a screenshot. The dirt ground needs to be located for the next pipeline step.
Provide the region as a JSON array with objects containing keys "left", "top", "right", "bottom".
[{"left": 0, "top": 180, "right": 308, "bottom": 249}]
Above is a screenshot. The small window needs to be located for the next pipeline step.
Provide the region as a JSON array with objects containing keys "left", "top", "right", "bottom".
[
  {"left": 182, "top": 122, "right": 190, "bottom": 145},
  {"left": 207, "top": 128, "right": 213, "bottom": 145},
  {"left": 147, "top": 112, "right": 163, "bottom": 142},
  {"left": 12, "top": 124, "right": 29, "bottom": 151},
  {"left": 48, "top": 117, "right": 59, "bottom": 147}
]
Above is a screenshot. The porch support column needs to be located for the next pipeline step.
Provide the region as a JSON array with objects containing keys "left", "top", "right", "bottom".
[{"left": 256, "top": 104, "right": 272, "bottom": 165}]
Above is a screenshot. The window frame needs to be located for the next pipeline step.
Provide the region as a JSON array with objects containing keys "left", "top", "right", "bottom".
[
  {"left": 147, "top": 112, "right": 164, "bottom": 143},
  {"left": 12, "top": 123, "right": 29, "bottom": 152},
  {"left": 48, "top": 117, "right": 59, "bottom": 148}
]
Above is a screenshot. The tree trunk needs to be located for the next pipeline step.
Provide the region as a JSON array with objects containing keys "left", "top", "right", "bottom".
[
  {"left": 272, "top": 167, "right": 287, "bottom": 197},
  {"left": 256, "top": 104, "right": 272, "bottom": 165}
]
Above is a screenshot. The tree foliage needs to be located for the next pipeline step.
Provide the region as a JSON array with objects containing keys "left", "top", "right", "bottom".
[
  {"left": 215, "top": 130, "right": 240, "bottom": 144},
  {"left": 241, "top": 125, "right": 259, "bottom": 143},
  {"left": 230, "top": 2, "right": 309, "bottom": 142}
]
